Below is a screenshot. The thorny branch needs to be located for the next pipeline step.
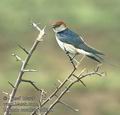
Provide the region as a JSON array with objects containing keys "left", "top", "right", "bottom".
[
  {"left": 43, "top": 65, "right": 104, "bottom": 115},
  {"left": 4, "top": 22, "right": 104, "bottom": 115},
  {"left": 4, "top": 23, "right": 46, "bottom": 115},
  {"left": 31, "top": 67, "right": 76, "bottom": 115},
  {"left": 21, "top": 79, "right": 42, "bottom": 92},
  {"left": 58, "top": 100, "right": 79, "bottom": 112},
  {"left": 32, "top": 51, "right": 104, "bottom": 115},
  {"left": 55, "top": 95, "right": 79, "bottom": 112},
  {"left": 8, "top": 81, "right": 15, "bottom": 88},
  {"left": 31, "top": 52, "right": 78, "bottom": 115},
  {"left": 17, "top": 44, "right": 29, "bottom": 54},
  {"left": 12, "top": 53, "right": 24, "bottom": 63}
]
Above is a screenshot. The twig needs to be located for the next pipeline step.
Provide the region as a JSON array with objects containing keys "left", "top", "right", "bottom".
[
  {"left": 43, "top": 79, "right": 78, "bottom": 115},
  {"left": 17, "top": 44, "right": 29, "bottom": 54},
  {"left": 31, "top": 49, "right": 85, "bottom": 115},
  {"left": 76, "top": 55, "right": 85, "bottom": 68},
  {"left": 55, "top": 95, "right": 79, "bottom": 112},
  {"left": 72, "top": 68, "right": 87, "bottom": 87},
  {"left": 4, "top": 22, "right": 46, "bottom": 115},
  {"left": 41, "top": 68, "right": 76, "bottom": 106},
  {"left": 31, "top": 59, "right": 77, "bottom": 115},
  {"left": 58, "top": 100, "right": 79, "bottom": 112},
  {"left": 8, "top": 81, "right": 15, "bottom": 88},
  {"left": 23, "top": 69, "right": 37, "bottom": 72},
  {"left": 43, "top": 67, "right": 103, "bottom": 115},
  {"left": 79, "top": 69, "right": 104, "bottom": 80},
  {"left": 31, "top": 46, "right": 104, "bottom": 115},
  {"left": 57, "top": 80, "right": 70, "bottom": 93},
  {"left": 73, "top": 74, "right": 87, "bottom": 87},
  {"left": 2, "top": 91, "right": 9, "bottom": 96},
  {"left": 21, "top": 79, "right": 42, "bottom": 92},
  {"left": 31, "top": 107, "right": 39, "bottom": 115},
  {"left": 12, "top": 53, "right": 23, "bottom": 63},
  {"left": 31, "top": 91, "right": 45, "bottom": 115},
  {"left": 38, "top": 89, "right": 46, "bottom": 114}
]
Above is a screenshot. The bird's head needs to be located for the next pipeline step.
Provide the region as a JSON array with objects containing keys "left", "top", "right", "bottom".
[{"left": 52, "top": 20, "right": 67, "bottom": 33}]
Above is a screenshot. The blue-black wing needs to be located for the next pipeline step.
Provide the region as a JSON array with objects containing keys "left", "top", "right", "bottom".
[{"left": 57, "top": 28, "right": 104, "bottom": 55}]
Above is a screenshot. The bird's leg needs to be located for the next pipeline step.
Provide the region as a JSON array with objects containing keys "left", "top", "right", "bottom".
[
  {"left": 64, "top": 47, "right": 76, "bottom": 69},
  {"left": 71, "top": 53, "right": 77, "bottom": 60},
  {"left": 66, "top": 52, "right": 74, "bottom": 64},
  {"left": 69, "top": 53, "right": 79, "bottom": 64},
  {"left": 64, "top": 46, "right": 71, "bottom": 60},
  {"left": 96, "top": 63, "right": 102, "bottom": 71}
]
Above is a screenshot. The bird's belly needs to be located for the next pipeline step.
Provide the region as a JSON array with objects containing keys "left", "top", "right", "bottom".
[
  {"left": 76, "top": 48, "right": 91, "bottom": 55},
  {"left": 56, "top": 37, "right": 77, "bottom": 54}
]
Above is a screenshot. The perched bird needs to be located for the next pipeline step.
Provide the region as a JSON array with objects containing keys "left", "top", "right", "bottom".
[{"left": 52, "top": 21, "right": 104, "bottom": 63}]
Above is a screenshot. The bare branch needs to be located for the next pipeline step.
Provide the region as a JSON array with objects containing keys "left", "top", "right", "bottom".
[
  {"left": 38, "top": 89, "right": 47, "bottom": 115},
  {"left": 32, "top": 90, "right": 47, "bottom": 115},
  {"left": 79, "top": 69, "right": 104, "bottom": 80},
  {"left": 31, "top": 68, "right": 76, "bottom": 114},
  {"left": 58, "top": 100, "right": 79, "bottom": 112},
  {"left": 11, "top": 53, "right": 23, "bottom": 63},
  {"left": 54, "top": 94, "right": 79, "bottom": 112},
  {"left": 76, "top": 55, "right": 85, "bottom": 68},
  {"left": 57, "top": 80, "right": 62, "bottom": 84},
  {"left": 4, "top": 22, "right": 46, "bottom": 115},
  {"left": 72, "top": 74, "right": 87, "bottom": 87},
  {"left": 21, "top": 79, "right": 42, "bottom": 92},
  {"left": 31, "top": 47, "right": 104, "bottom": 115},
  {"left": 41, "top": 68, "right": 76, "bottom": 107},
  {"left": 31, "top": 108, "right": 39, "bottom": 115},
  {"left": 23, "top": 69, "right": 37, "bottom": 72},
  {"left": 31, "top": 48, "right": 84, "bottom": 115},
  {"left": 17, "top": 44, "right": 29, "bottom": 54},
  {"left": 43, "top": 81, "right": 76, "bottom": 115},
  {"left": 5, "top": 22, "right": 104, "bottom": 115},
  {"left": 8, "top": 81, "right": 15, "bottom": 88},
  {"left": 2, "top": 91, "right": 9, "bottom": 95},
  {"left": 33, "top": 22, "right": 42, "bottom": 31},
  {"left": 57, "top": 80, "right": 70, "bottom": 92},
  {"left": 43, "top": 66, "right": 103, "bottom": 115},
  {"left": 33, "top": 22, "right": 46, "bottom": 41}
]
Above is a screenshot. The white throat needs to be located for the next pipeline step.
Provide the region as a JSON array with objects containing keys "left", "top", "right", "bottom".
[{"left": 53, "top": 24, "right": 67, "bottom": 33}]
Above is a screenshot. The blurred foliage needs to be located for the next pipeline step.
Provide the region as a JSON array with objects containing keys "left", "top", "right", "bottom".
[{"left": 0, "top": 0, "right": 120, "bottom": 115}]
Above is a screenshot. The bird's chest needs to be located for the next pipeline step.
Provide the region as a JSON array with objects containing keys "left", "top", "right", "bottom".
[{"left": 55, "top": 36, "right": 77, "bottom": 54}]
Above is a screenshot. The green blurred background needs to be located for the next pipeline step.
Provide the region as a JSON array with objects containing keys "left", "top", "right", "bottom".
[{"left": 0, "top": 0, "right": 120, "bottom": 115}]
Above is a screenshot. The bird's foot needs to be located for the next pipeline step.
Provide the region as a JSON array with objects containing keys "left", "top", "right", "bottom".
[{"left": 65, "top": 52, "right": 76, "bottom": 69}]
